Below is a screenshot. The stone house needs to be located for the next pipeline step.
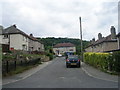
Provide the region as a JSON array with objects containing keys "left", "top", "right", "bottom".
[
  {"left": 85, "top": 26, "right": 118, "bottom": 52},
  {"left": 0, "top": 25, "right": 44, "bottom": 52},
  {"left": 116, "top": 32, "right": 120, "bottom": 49},
  {"left": 53, "top": 43, "right": 76, "bottom": 55},
  {"left": 29, "top": 34, "right": 44, "bottom": 52}
]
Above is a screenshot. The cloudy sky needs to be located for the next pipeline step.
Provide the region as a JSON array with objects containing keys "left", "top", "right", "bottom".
[{"left": 1, "top": 0, "right": 119, "bottom": 40}]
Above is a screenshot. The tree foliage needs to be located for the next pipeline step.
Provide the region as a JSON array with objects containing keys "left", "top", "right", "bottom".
[{"left": 37, "top": 37, "right": 89, "bottom": 54}]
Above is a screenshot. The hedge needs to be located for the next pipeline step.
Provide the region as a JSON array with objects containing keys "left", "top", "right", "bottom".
[{"left": 84, "top": 51, "right": 120, "bottom": 73}]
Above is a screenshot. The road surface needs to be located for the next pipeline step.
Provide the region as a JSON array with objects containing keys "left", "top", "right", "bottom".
[{"left": 3, "top": 57, "right": 118, "bottom": 88}]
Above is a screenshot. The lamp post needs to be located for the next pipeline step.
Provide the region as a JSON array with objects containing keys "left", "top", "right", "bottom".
[{"left": 79, "top": 17, "right": 83, "bottom": 62}]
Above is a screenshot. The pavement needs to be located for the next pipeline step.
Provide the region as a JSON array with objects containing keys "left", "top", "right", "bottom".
[
  {"left": 81, "top": 62, "right": 118, "bottom": 82},
  {"left": 2, "top": 61, "right": 53, "bottom": 85},
  {"left": 2, "top": 57, "right": 118, "bottom": 86}
]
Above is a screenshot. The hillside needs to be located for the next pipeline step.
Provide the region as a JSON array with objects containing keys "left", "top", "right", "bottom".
[{"left": 37, "top": 37, "right": 90, "bottom": 54}]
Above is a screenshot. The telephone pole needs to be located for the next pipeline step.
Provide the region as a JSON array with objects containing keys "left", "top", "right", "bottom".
[{"left": 79, "top": 17, "right": 83, "bottom": 62}]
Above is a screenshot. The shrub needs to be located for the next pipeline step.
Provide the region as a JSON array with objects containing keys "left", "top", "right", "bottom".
[
  {"left": 84, "top": 52, "right": 119, "bottom": 73},
  {"left": 2, "top": 54, "right": 16, "bottom": 61},
  {"left": 112, "top": 51, "right": 120, "bottom": 72},
  {"left": 46, "top": 53, "right": 53, "bottom": 60}
]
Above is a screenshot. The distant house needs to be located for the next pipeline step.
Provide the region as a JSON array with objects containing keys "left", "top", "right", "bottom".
[
  {"left": 53, "top": 43, "right": 76, "bottom": 55},
  {"left": 29, "top": 34, "right": 44, "bottom": 52},
  {"left": 85, "top": 26, "right": 118, "bottom": 52},
  {"left": 0, "top": 25, "right": 44, "bottom": 52}
]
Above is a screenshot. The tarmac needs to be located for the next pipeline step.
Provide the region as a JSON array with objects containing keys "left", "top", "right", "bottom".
[{"left": 2, "top": 59, "right": 118, "bottom": 86}]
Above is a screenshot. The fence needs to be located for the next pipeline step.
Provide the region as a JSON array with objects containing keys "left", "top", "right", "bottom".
[{"left": 2, "top": 58, "right": 41, "bottom": 74}]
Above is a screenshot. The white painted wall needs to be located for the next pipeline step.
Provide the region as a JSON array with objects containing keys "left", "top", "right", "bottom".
[
  {"left": 0, "top": 35, "right": 9, "bottom": 44},
  {"left": 53, "top": 47, "right": 76, "bottom": 55},
  {"left": 41, "top": 44, "right": 44, "bottom": 51},
  {"left": 0, "top": 35, "right": 2, "bottom": 44},
  {"left": 10, "top": 34, "right": 29, "bottom": 51},
  {"left": 118, "top": 1, "right": 120, "bottom": 33},
  {"left": 1, "top": 33, "right": 44, "bottom": 51}
]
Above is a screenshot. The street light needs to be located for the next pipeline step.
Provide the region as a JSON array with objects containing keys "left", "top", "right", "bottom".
[{"left": 79, "top": 17, "right": 83, "bottom": 62}]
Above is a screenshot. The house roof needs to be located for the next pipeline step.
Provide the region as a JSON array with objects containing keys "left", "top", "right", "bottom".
[
  {"left": 53, "top": 43, "right": 75, "bottom": 48},
  {"left": 87, "top": 34, "right": 117, "bottom": 48},
  {"left": 2, "top": 25, "right": 42, "bottom": 43},
  {"left": 116, "top": 32, "right": 120, "bottom": 37}
]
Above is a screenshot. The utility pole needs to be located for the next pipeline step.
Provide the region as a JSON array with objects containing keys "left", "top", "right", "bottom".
[{"left": 79, "top": 17, "right": 83, "bottom": 62}]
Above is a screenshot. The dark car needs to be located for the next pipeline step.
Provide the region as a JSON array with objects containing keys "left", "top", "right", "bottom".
[{"left": 66, "top": 55, "right": 81, "bottom": 68}]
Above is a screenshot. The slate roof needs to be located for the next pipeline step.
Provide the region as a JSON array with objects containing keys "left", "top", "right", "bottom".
[
  {"left": 87, "top": 34, "right": 117, "bottom": 47},
  {"left": 116, "top": 32, "right": 120, "bottom": 37},
  {"left": 53, "top": 43, "right": 75, "bottom": 48}
]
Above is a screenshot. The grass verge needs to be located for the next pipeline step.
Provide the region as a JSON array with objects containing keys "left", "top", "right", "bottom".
[{"left": 2, "top": 62, "right": 42, "bottom": 77}]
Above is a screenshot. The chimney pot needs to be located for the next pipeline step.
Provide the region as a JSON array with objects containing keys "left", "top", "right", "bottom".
[
  {"left": 110, "top": 26, "right": 116, "bottom": 39},
  {"left": 98, "top": 33, "right": 102, "bottom": 40},
  {"left": 13, "top": 24, "right": 16, "bottom": 28},
  {"left": 30, "top": 33, "right": 33, "bottom": 37}
]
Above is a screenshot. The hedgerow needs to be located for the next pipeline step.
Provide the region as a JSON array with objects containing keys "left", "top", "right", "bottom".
[{"left": 84, "top": 51, "right": 120, "bottom": 73}]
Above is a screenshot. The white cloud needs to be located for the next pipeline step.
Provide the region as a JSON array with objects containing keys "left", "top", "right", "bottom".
[{"left": 2, "top": 0, "right": 119, "bottom": 40}]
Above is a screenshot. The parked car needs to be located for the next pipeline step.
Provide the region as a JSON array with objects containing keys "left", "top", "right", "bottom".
[
  {"left": 57, "top": 54, "right": 62, "bottom": 57},
  {"left": 66, "top": 55, "right": 81, "bottom": 68}
]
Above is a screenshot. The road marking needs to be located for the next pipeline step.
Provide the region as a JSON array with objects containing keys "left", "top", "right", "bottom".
[
  {"left": 59, "top": 77, "right": 65, "bottom": 79},
  {"left": 3, "top": 61, "right": 53, "bottom": 85},
  {"left": 81, "top": 67, "right": 118, "bottom": 83}
]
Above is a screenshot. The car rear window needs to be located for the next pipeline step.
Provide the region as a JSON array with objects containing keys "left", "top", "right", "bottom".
[{"left": 68, "top": 57, "right": 78, "bottom": 61}]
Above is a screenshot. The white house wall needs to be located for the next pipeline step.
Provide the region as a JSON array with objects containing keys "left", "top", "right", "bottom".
[
  {"left": 41, "top": 44, "right": 44, "bottom": 51},
  {"left": 53, "top": 47, "right": 76, "bottom": 55},
  {"left": 28, "top": 39, "right": 35, "bottom": 51},
  {"left": 29, "top": 39, "right": 44, "bottom": 52},
  {"left": 1, "top": 35, "right": 9, "bottom": 44},
  {"left": 0, "top": 35, "right": 2, "bottom": 44},
  {"left": 34, "top": 41, "right": 41, "bottom": 51},
  {"left": 1, "top": 33, "right": 44, "bottom": 52},
  {"left": 10, "top": 34, "right": 29, "bottom": 51}
]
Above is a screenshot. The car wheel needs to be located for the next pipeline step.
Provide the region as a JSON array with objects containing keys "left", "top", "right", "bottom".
[
  {"left": 77, "top": 64, "right": 80, "bottom": 68},
  {"left": 66, "top": 65, "right": 69, "bottom": 68}
]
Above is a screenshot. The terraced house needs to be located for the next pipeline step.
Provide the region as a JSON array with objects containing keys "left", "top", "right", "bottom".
[
  {"left": 0, "top": 25, "right": 44, "bottom": 52},
  {"left": 85, "top": 26, "right": 118, "bottom": 52}
]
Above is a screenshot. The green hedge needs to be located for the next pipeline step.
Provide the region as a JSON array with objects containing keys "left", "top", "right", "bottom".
[
  {"left": 112, "top": 51, "right": 120, "bottom": 72},
  {"left": 46, "top": 53, "right": 53, "bottom": 60},
  {"left": 84, "top": 52, "right": 120, "bottom": 73}
]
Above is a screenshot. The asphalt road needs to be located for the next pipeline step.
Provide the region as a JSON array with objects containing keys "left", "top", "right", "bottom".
[{"left": 3, "top": 57, "right": 118, "bottom": 88}]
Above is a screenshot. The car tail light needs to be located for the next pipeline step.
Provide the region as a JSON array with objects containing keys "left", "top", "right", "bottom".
[
  {"left": 66, "top": 59, "right": 69, "bottom": 62},
  {"left": 78, "top": 59, "right": 80, "bottom": 62}
]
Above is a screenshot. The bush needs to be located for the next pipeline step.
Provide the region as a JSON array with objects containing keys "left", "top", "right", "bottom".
[
  {"left": 84, "top": 52, "right": 119, "bottom": 73},
  {"left": 46, "top": 53, "right": 53, "bottom": 60},
  {"left": 2, "top": 54, "right": 16, "bottom": 61},
  {"left": 112, "top": 51, "right": 120, "bottom": 72}
]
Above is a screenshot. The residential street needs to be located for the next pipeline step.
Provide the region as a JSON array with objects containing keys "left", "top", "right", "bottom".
[{"left": 3, "top": 57, "right": 118, "bottom": 88}]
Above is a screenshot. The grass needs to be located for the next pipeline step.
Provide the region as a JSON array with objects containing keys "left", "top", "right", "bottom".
[{"left": 2, "top": 62, "right": 42, "bottom": 77}]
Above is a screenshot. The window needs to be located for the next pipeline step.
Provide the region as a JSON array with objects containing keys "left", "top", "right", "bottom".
[
  {"left": 22, "top": 45, "right": 27, "bottom": 51},
  {"left": 3, "top": 35, "right": 8, "bottom": 38},
  {"left": 38, "top": 48, "right": 40, "bottom": 51},
  {"left": 69, "top": 49, "right": 73, "bottom": 51}
]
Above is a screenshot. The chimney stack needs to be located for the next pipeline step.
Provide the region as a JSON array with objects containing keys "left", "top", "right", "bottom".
[
  {"left": 0, "top": 25, "right": 3, "bottom": 34},
  {"left": 91, "top": 38, "right": 95, "bottom": 44},
  {"left": 98, "top": 33, "right": 102, "bottom": 40},
  {"left": 30, "top": 33, "right": 33, "bottom": 37},
  {"left": 13, "top": 24, "right": 16, "bottom": 28},
  {"left": 110, "top": 26, "right": 116, "bottom": 39}
]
